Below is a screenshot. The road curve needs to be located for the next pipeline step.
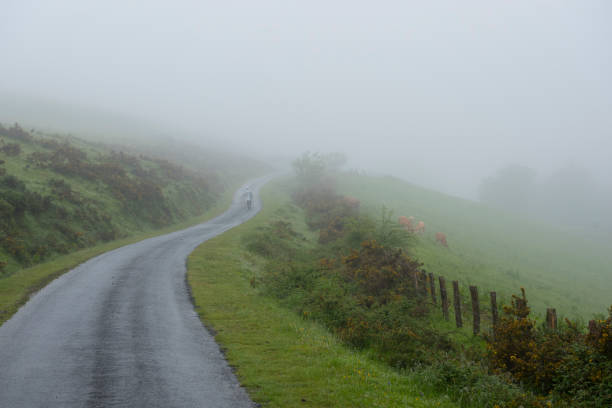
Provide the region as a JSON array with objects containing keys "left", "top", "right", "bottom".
[{"left": 0, "top": 177, "right": 271, "bottom": 407}]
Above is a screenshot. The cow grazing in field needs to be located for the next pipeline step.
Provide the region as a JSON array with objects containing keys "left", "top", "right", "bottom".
[
  {"left": 342, "top": 196, "right": 360, "bottom": 210},
  {"left": 415, "top": 221, "right": 425, "bottom": 234},
  {"left": 398, "top": 216, "right": 413, "bottom": 231},
  {"left": 435, "top": 232, "right": 447, "bottom": 247}
]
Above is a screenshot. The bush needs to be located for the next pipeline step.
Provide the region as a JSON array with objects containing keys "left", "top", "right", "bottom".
[
  {"left": 416, "top": 358, "right": 552, "bottom": 407},
  {"left": 341, "top": 240, "right": 422, "bottom": 303},
  {"left": 243, "top": 220, "right": 304, "bottom": 259},
  {"left": 487, "top": 289, "right": 612, "bottom": 406},
  {"left": 0, "top": 142, "right": 21, "bottom": 156},
  {"left": 0, "top": 124, "right": 33, "bottom": 143}
]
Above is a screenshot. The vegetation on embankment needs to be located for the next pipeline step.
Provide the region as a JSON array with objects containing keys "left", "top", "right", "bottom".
[
  {"left": 0, "top": 123, "right": 264, "bottom": 275},
  {"left": 0, "top": 185, "right": 236, "bottom": 325},
  {"left": 188, "top": 154, "right": 610, "bottom": 407},
  {"left": 187, "top": 183, "right": 458, "bottom": 408},
  {"left": 337, "top": 172, "right": 612, "bottom": 320}
]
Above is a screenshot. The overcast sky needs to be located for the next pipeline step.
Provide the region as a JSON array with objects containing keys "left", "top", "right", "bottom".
[{"left": 1, "top": 0, "right": 611, "bottom": 198}]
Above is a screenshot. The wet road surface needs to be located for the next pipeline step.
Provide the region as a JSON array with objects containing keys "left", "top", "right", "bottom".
[{"left": 0, "top": 178, "right": 270, "bottom": 407}]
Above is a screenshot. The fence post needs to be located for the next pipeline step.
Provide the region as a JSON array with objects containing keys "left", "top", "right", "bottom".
[
  {"left": 490, "top": 291, "right": 498, "bottom": 329},
  {"left": 428, "top": 272, "right": 436, "bottom": 304},
  {"left": 469, "top": 286, "right": 480, "bottom": 335},
  {"left": 439, "top": 276, "right": 449, "bottom": 321},
  {"left": 420, "top": 272, "right": 428, "bottom": 296},
  {"left": 588, "top": 320, "right": 598, "bottom": 337},
  {"left": 546, "top": 308, "right": 557, "bottom": 330},
  {"left": 452, "top": 280, "right": 463, "bottom": 328}
]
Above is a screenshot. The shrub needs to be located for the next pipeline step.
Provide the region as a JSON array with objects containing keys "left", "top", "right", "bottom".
[
  {"left": 341, "top": 240, "right": 422, "bottom": 303},
  {"left": 487, "top": 289, "right": 612, "bottom": 406},
  {"left": 242, "top": 220, "right": 304, "bottom": 259},
  {"left": 1, "top": 175, "right": 26, "bottom": 190},
  {"left": 0, "top": 124, "right": 33, "bottom": 143},
  {"left": 415, "top": 358, "right": 554, "bottom": 407},
  {"left": 0, "top": 142, "right": 21, "bottom": 156}
]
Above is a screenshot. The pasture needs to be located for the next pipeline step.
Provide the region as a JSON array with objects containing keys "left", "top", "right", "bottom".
[{"left": 338, "top": 173, "right": 612, "bottom": 321}]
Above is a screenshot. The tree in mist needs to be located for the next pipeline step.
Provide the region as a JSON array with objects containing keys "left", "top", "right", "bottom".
[
  {"left": 537, "top": 164, "right": 603, "bottom": 229},
  {"left": 321, "top": 152, "right": 347, "bottom": 171},
  {"left": 292, "top": 152, "right": 328, "bottom": 187},
  {"left": 292, "top": 152, "right": 346, "bottom": 183},
  {"left": 479, "top": 164, "right": 537, "bottom": 213},
  {"left": 480, "top": 163, "right": 612, "bottom": 237}
]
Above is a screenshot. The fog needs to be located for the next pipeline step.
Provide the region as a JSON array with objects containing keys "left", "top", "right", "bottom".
[{"left": 2, "top": 0, "right": 611, "bottom": 200}]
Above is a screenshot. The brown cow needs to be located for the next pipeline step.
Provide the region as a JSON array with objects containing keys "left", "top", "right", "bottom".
[
  {"left": 398, "top": 216, "right": 413, "bottom": 231},
  {"left": 415, "top": 221, "right": 425, "bottom": 234},
  {"left": 342, "top": 196, "right": 360, "bottom": 210},
  {"left": 435, "top": 232, "right": 448, "bottom": 247}
]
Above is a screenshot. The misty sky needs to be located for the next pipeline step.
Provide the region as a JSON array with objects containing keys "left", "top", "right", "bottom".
[{"left": 2, "top": 0, "right": 611, "bottom": 198}]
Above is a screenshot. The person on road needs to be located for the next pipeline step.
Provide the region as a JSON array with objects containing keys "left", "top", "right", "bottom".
[{"left": 246, "top": 188, "right": 253, "bottom": 210}]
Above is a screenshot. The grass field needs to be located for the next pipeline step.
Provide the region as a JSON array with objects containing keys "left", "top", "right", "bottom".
[
  {"left": 187, "top": 182, "right": 459, "bottom": 407},
  {"left": 337, "top": 173, "right": 612, "bottom": 320}
]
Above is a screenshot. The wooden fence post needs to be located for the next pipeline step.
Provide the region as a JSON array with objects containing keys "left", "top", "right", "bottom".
[
  {"left": 428, "top": 272, "right": 436, "bottom": 304},
  {"left": 452, "top": 280, "right": 462, "bottom": 328},
  {"left": 490, "top": 291, "right": 498, "bottom": 329},
  {"left": 469, "top": 286, "right": 480, "bottom": 335},
  {"left": 420, "top": 272, "right": 428, "bottom": 296},
  {"left": 588, "top": 320, "right": 598, "bottom": 337},
  {"left": 439, "top": 276, "right": 449, "bottom": 321},
  {"left": 546, "top": 308, "right": 557, "bottom": 330}
]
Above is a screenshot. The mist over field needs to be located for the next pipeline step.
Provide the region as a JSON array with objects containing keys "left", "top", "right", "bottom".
[{"left": 2, "top": 1, "right": 611, "bottom": 205}]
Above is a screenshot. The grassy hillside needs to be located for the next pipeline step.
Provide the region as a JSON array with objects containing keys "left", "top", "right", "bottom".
[
  {"left": 188, "top": 177, "right": 569, "bottom": 407},
  {"left": 337, "top": 173, "right": 612, "bottom": 320},
  {"left": 190, "top": 170, "right": 609, "bottom": 407},
  {"left": 0, "top": 123, "right": 263, "bottom": 275}
]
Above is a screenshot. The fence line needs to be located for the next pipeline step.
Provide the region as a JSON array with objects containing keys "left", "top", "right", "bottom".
[{"left": 421, "top": 272, "right": 575, "bottom": 335}]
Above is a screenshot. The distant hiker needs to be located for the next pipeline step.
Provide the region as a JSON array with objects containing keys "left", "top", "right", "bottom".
[{"left": 246, "top": 190, "right": 253, "bottom": 210}]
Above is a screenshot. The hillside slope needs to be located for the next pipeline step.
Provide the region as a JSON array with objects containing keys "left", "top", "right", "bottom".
[
  {"left": 338, "top": 173, "right": 612, "bottom": 320},
  {"left": 0, "top": 123, "right": 263, "bottom": 275}
]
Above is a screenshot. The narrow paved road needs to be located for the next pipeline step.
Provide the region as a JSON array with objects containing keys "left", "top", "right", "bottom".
[{"left": 0, "top": 177, "right": 270, "bottom": 407}]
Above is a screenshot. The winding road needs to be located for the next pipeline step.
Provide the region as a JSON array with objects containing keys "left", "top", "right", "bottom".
[{"left": 0, "top": 177, "right": 270, "bottom": 407}]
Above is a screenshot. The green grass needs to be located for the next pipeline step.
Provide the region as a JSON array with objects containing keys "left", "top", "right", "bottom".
[
  {"left": 337, "top": 173, "right": 612, "bottom": 321},
  {"left": 0, "top": 184, "right": 237, "bottom": 325},
  {"left": 187, "top": 182, "right": 458, "bottom": 408}
]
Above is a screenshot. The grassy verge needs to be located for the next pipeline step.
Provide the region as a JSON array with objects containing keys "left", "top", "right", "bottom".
[
  {"left": 187, "top": 183, "right": 457, "bottom": 408},
  {"left": 0, "top": 184, "right": 238, "bottom": 325}
]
